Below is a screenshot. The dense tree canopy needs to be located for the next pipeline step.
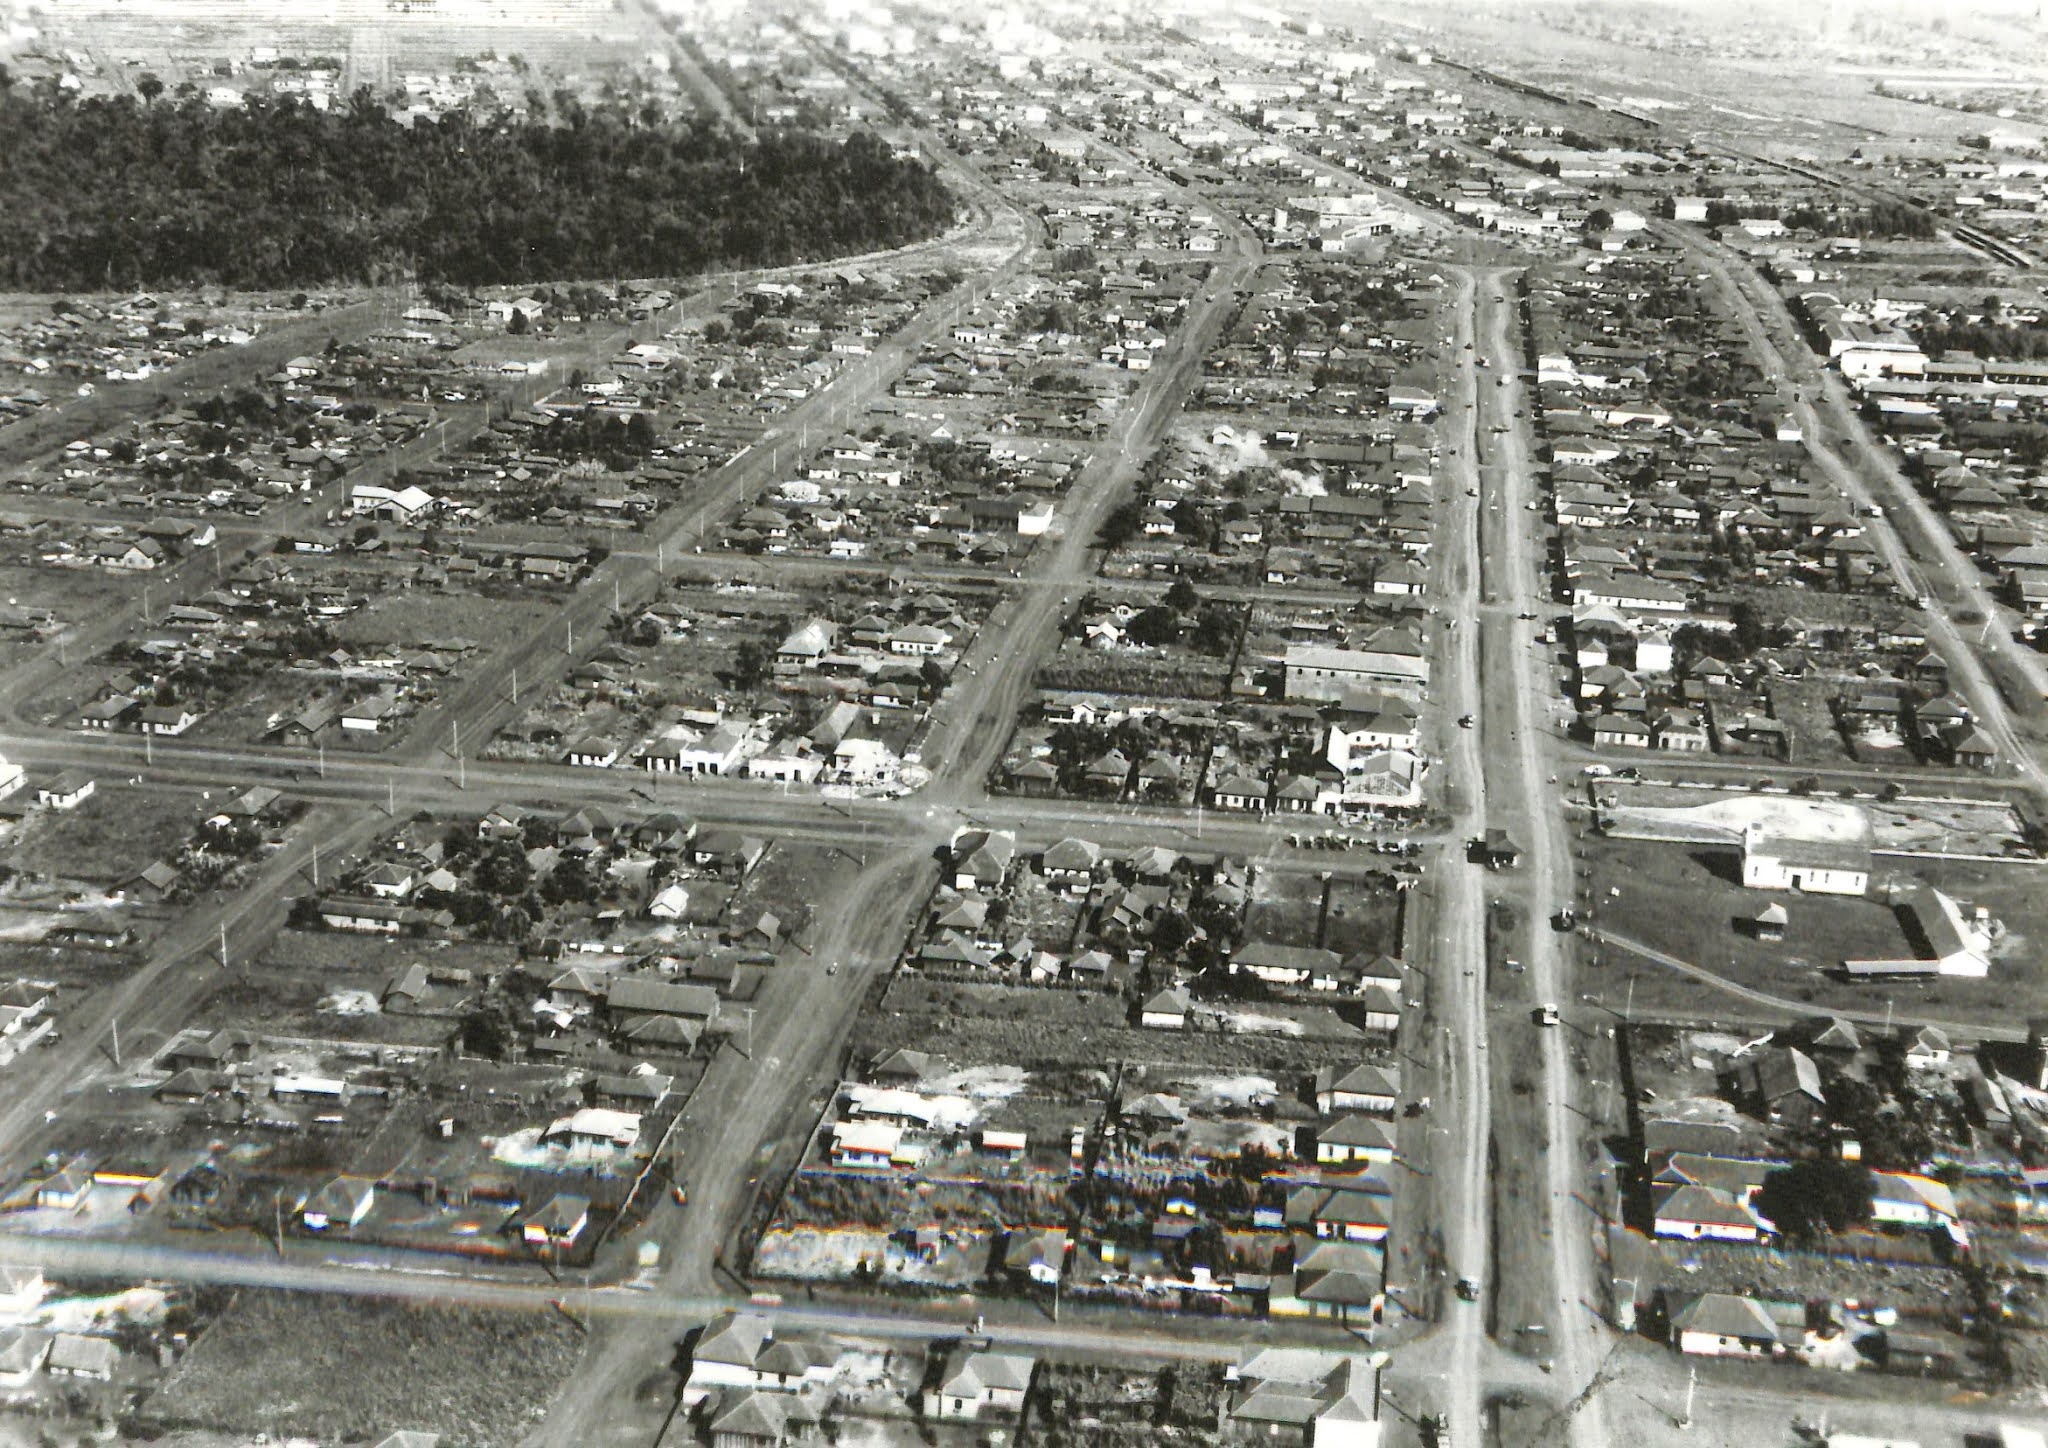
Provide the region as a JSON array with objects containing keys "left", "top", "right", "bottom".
[
  {"left": 1755, "top": 1159, "right": 1876, "bottom": 1241},
  {"left": 0, "top": 85, "right": 956, "bottom": 289}
]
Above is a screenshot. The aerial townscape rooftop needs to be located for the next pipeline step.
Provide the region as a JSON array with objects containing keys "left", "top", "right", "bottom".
[{"left": 0, "top": 0, "right": 2041, "bottom": 1444}]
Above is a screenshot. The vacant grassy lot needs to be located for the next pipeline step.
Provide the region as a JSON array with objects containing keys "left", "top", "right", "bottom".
[
  {"left": 862, "top": 976, "right": 1362, "bottom": 1074},
  {"left": 724, "top": 842, "right": 852, "bottom": 950},
  {"left": 144, "top": 1290, "right": 580, "bottom": 1446},
  {"left": 329, "top": 590, "right": 557, "bottom": 652},
  {"left": 1243, "top": 869, "right": 1402, "bottom": 959},
  {"left": 0, "top": 783, "right": 197, "bottom": 883},
  {"left": 0, "top": 561, "right": 136, "bottom": 623}
]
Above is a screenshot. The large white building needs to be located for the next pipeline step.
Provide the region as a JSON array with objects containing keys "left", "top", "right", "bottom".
[
  {"left": 1285, "top": 642, "right": 1429, "bottom": 702},
  {"left": 1740, "top": 821, "right": 1870, "bottom": 897}
]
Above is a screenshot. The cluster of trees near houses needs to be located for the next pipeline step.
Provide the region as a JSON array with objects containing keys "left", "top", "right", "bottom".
[
  {"left": 1651, "top": 195, "right": 1938, "bottom": 241},
  {"left": 0, "top": 82, "right": 956, "bottom": 290},
  {"left": 1781, "top": 201, "right": 1939, "bottom": 241},
  {"left": 1911, "top": 307, "right": 2048, "bottom": 362}
]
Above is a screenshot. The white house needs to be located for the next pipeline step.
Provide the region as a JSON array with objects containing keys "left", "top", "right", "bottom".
[
  {"left": 1139, "top": 988, "right": 1192, "bottom": 1030},
  {"left": 1871, "top": 1171, "right": 1968, "bottom": 1246},
  {"left": 36, "top": 773, "right": 94, "bottom": 810},
  {"left": 829, "top": 1119, "right": 922, "bottom": 1169},
  {"left": 1670, "top": 1293, "right": 1787, "bottom": 1359},
  {"left": 350, "top": 483, "right": 439, "bottom": 525},
  {"left": 647, "top": 883, "right": 691, "bottom": 920},
  {"left": 643, "top": 724, "right": 748, "bottom": 776},
  {"left": 1311, "top": 1114, "right": 1396, "bottom": 1166},
  {"left": 1325, "top": 703, "right": 1419, "bottom": 761},
  {"left": 682, "top": 1312, "right": 837, "bottom": 1407},
  {"left": 924, "top": 1349, "right": 1036, "bottom": 1420},
  {"left": 1313, "top": 1063, "right": 1400, "bottom": 1115},
  {"left": 1652, "top": 1184, "right": 1769, "bottom": 1243}
]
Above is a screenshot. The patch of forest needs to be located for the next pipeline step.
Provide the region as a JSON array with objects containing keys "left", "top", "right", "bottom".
[{"left": 0, "top": 86, "right": 956, "bottom": 289}]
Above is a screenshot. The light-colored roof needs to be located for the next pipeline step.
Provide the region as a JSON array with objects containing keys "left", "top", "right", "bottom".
[
  {"left": 940, "top": 1349, "right": 1036, "bottom": 1398},
  {"left": 1671, "top": 1292, "right": 1782, "bottom": 1342}
]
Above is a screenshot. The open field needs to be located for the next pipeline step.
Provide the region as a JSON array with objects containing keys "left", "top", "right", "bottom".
[
  {"left": 327, "top": 590, "right": 560, "bottom": 653},
  {"left": 1244, "top": 865, "right": 1404, "bottom": 960},
  {"left": 0, "top": 563, "right": 137, "bottom": 626},
  {"left": 860, "top": 975, "right": 1368, "bottom": 1073},
  {"left": 1395, "top": 2, "right": 2042, "bottom": 150},
  {"left": 141, "top": 1289, "right": 581, "bottom": 1446},
  {"left": 0, "top": 784, "right": 199, "bottom": 885},
  {"left": 1578, "top": 833, "right": 2048, "bottom": 1022},
  {"left": 1597, "top": 785, "right": 2028, "bottom": 858}
]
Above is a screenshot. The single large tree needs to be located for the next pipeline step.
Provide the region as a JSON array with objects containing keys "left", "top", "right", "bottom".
[{"left": 1755, "top": 1160, "right": 1875, "bottom": 1240}]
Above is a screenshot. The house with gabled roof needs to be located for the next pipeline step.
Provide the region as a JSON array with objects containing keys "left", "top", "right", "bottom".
[
  {"left": 1667, "top": 1292, "right": 1792, "bottom": 1359},
  {"left": 1040, "top": 837, "right": 1102, "bottom": 884},
  {"left": 698, "top": 1387, "right": 820, "bottom": 1446},
  {"left": 1138, "top": 988, "right": 1191, "bottom": 1030},
  {"left": 950, "top": 829, "right": 1015, "bottom": 892},
  {"left": 46, "top": 1333, "right": 118, "bottom": 1381},
  {"left": 1652, "top": 1182, "right": 1772, "bottom": 1243},
  {"left": 301, "top": 1175, "right": 376, "bottom": 1232},
  {"left": 866, "top": 1047, "right": 944, "bottom": 1082},
  {"left": 681, "top": 1312, "right": 837, "bottom": 1407},
  {"left": 1226, "top": 1348, "right": 1380, "bottom": 1446},
  {"left": 1290, "top": 1179, "right": 1394, "bottom": 1242},
  {"left": 1211, "top": 773, "right": 1269, "bottom": 812},
  {"left": 1731, "top": 1046, "right": 1826, "bottom": 1127},
  {"left": 1308, "top": 1114, "right": 1396, "bottom": 1167},
  {"left": 1003, "top": 1227, "right": 1068, "bottom": 1286},
  {"left": 1312, "top": 1063, "right": 1400, "bottom": 1116},
  {"left": 36, "top": 773, "right": 93, "bottom": 811},
  {"left": 924, "top": 1348, "right": 1036, "bottom": 1420},
  {"left": 1270, "top": 1236, "right": 1386, "bottom": 1326},
  {"left": 520, "top": 1192, "right": 591, "bottom": 1249},
  {"left": 606, "top": 978, "right": 718, "bottom": 1032},
  {"left": 1232, "top": 942, "right": 1343, "bottom": 993}
]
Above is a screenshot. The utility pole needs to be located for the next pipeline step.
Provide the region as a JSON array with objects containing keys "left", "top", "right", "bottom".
[
  {"left": 318, "top": 742, "right": 326, "bottom": 778},
  {"left": 1678, "top": 1365, "right": 1695, "bottom": 1431},
  {"left": 218, "top": 921, "right": 229, "bottom": 971},
  {"left": 110, "top": 1017, "right": 120, "bottom": 1069}
]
